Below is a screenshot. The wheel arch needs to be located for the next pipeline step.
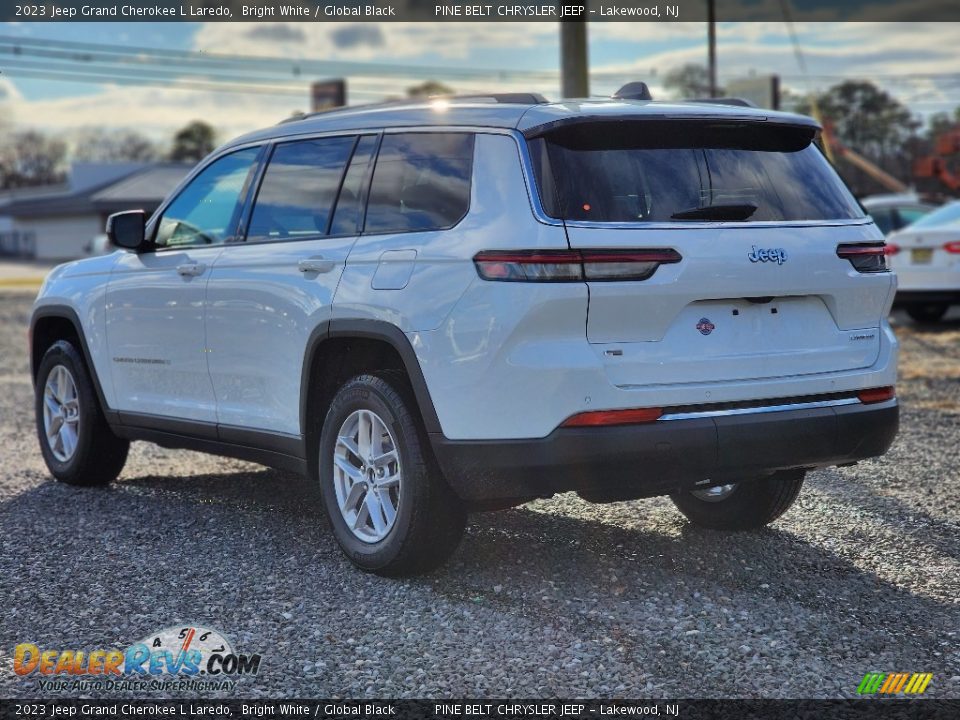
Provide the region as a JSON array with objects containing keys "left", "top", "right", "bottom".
[
  {"left": 300, "top": 320, "right": 443, "bottom": 457},
  {"left": 30, "top": 305, "right": 115, "bottom": 422}
]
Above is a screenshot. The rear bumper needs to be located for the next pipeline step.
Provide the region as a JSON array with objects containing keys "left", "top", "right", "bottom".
[
  {"left": 432, "top": 399, "right": 899, "bottom": 503},
  {"left": 894, "top": 290, "right": 960, "bottom": 305}
]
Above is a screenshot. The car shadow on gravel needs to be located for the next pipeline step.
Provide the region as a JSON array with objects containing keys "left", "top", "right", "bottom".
[{"left": 448, "top": 503, "right": 957, "bottom": 634}]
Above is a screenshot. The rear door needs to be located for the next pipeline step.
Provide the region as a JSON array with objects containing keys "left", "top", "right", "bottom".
[
  {"left": 205, "top": 134, "right": 378, "bottom": 437},
  {"left": 529, "top": 119, "right": 892, "bottom": 386}
]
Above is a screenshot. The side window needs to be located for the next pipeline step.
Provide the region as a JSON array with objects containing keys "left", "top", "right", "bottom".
[
  {"left": 329, "top": 135, "right": 379, "bottom": 236},
  {"left": 896, "top": 206, "right": 929, "bottom": 228},
  {"left": 156, "top": 147, "right": 260, "bottom": 248},
  {"left": 364, "top": 133, "right": 475, "bottom": 234},
  {"left": 870, "top": 209, "right": 893, "bottom": 235},
  {"left": 246, "top": 136, "right": 356, "bottom": 242}
]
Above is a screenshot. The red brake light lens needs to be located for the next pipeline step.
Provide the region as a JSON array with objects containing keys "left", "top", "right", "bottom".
[
  {"left": 474, "top": 249, "right": 681, "bottom": 282},
  {"left": 837, "top": 244, "right": 889, "bottom": 273},
  {"left": 944, "top": 241, "right": 960, "bottom": 254},
  {"left": 883, "top": 243, "right": 900, "bottom": 256},
  {"left": 561, "top": 407, "right": 663, "bottom": 427},
  {"left": 857, "top": 386, "right": 895, "bottom": 404}
]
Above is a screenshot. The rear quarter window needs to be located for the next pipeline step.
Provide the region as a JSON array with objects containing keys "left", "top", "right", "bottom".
[
  {"left": 529, "top": 120, "right": 864, "bottom": 223},
  {"left": 364, "top": 132, "right": 474, "bottom": 234}
]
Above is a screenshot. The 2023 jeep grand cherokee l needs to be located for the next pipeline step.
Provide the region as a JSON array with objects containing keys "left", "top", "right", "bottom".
[{"left": 31, "top": 96, "right": 899, "bottom": 575}]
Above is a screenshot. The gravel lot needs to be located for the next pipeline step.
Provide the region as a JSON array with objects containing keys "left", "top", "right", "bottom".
[{"left": 0, "top": 289, "right": 957, "bottom": 699}]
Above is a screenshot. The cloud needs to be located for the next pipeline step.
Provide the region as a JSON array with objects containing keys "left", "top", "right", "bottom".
[
  {"left": 242, "top": 23, "right": 307, "bottom": 43},
  {"left": 192, "top": 21, "right": 555, "bottom": 61},
  {"left": 331, "top": 25, "right": 386, "bottom": 50}
]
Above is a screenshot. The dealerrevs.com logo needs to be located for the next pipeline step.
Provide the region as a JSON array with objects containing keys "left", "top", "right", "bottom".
[{"left": 13, "top": 625, "right": 262, "bottom": 692}]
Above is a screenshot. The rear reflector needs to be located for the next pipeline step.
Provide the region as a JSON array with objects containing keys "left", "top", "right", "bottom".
[
  {"left": 474, "top": 249, "right": 681, "bottom": 282},
  {"left": 857, "top": 386, "right": 895, "bottom": 404},
  {"left": 561, "top": 407, "right": 663, "bottom": 427},
  {"left": 944, "top": 241, "right": 960, "bottom": 254},
  {"left": 836, "top": 244, "right": 889, "bottom": 273}
]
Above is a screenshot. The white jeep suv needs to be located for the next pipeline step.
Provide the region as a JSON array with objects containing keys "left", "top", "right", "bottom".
[{"left": 31, "top": 96, "right": 899, "bottom": 575}]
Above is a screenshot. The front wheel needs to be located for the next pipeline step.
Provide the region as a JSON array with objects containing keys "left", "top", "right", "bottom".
[
  {"left": 318, "top": 373, "right": 466, "bottom": 576},
  {"left": 35, "top": 340, "right": 129, "bottom": 486},
  {"left": 670, "top": 470, "right": 805, "bottom": 530}
]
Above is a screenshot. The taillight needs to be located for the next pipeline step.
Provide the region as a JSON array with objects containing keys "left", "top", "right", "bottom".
[
  {"left": 836, "top": 244, "right": 888, "bottom": 273},
  {"left": 561, "top": 407, "right": 663, "bottom": 427},
  {"left": 883, "top": 243, "right": 900, "bottom": 256},
  {"left": 944, "top": 241, "right": 960, "bottom": 254},
  {"left": 473, "top": 249, "right": 681, "bottom": 282},
  {"left": 857, "top": 386, "right": 895, "bottom": 404}
]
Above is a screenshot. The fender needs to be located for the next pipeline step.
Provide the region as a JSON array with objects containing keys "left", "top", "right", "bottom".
[
  {"left": 300, "top": 319, "right": 443, "bottom": 437},
  {"left": 30, "top": 304, "right": 118, "bottom": 425}
]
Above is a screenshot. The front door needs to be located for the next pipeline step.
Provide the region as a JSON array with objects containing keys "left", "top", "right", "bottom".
[{"left": 105, "top": 146, "right": 262, "bottom": 425}]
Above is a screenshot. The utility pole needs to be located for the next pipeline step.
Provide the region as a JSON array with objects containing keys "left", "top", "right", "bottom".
[
  {"left": 560, "top": 17, "right": 589, "bottom": 98},
  {"left": 707, "top": 0, "right": 718, "bottom": 97}
]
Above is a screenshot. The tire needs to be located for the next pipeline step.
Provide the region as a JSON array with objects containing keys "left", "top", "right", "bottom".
[
  {"left": 906, "top": 303, "right": 948, "bottom": 324},
  {"left": 318, "top": 372, "right": 466, "bottom": 576},
  {"left": 35, "top": 340, "right": 129, "bottom": 486},
  {"left": 669, "top": 470, "right": 805, "bottom": 531}
]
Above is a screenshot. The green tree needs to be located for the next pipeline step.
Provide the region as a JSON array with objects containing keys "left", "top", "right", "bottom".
[
  {"left": 169, "top": 121, "right": 217, "bottom": 163},
  {"left": 795, "top": 81, "right": 919, "bottom": 161},
  {"left": 795, "top": 81, "right": 921, "bottom": 195}
]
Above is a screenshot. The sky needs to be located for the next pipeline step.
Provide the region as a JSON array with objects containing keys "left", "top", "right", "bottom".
[{"left": 1, "top": 21, "right": 959, "bottom": 146}]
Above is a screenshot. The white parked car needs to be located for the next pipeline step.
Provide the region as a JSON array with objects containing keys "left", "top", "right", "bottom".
[
  {"left": 30, "top": 96, "right": 899, "bottom": 575},
  {"left": 860, "top": 193, "right": 936, "bottom": 237},
  {"left": 886, "top": 200, "right": 960, "bottom": 323}
]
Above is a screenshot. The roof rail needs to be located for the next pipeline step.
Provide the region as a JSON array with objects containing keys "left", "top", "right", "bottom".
[
  {"left": 687, "top": 97, "right": 759, "bottom": 108},
  {"left": 281, "top": 92, "right": 549, "bottom": 124}
]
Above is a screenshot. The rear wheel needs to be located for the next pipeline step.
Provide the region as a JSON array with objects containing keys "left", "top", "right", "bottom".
[
  {"left": 906, "top": 303, "right": 948, "bottom": 324},
  {"left": 670, "top": 470, "right": 805, "bottom": 530},
  {"left": 35, "top": 340, "right": 129, "bottom": 486},
  {"left": 318, "top": 372, "right": 466, "bottom": 576}
]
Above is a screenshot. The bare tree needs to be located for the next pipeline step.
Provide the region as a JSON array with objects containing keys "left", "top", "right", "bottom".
[
  {"left": 0, "top": 131, "right": 68, "bottom": 189},
  {"left": 73, "top": 128, "right": 161, "bottom": 163},
  {"left": 662, "top": 64, "right": 718, "bottom": 99}
]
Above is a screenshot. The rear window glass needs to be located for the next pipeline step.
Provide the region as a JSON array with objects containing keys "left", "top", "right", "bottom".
[
  {"left": 364, "top": 133, "right": 474, "bottom": 234},
  {"left": 529, "top": 121, "right": 864, "bottom": 223}
]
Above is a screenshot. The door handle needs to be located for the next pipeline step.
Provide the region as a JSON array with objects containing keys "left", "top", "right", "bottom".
[
  {"left": 176, "top": 262, "right": 206, "bottom": 277},
  {"left": 298, "top": 257, "right": 336, "bottom": 274}
]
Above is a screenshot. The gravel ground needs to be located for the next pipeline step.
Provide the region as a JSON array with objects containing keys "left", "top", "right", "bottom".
[{"left": 0, "top": 290, "right": 957, "bottom": 699}]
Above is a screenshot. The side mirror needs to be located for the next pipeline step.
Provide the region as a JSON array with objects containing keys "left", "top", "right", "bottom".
[{"left": 106, "top": 210, "right": 149, "bottom": 251}]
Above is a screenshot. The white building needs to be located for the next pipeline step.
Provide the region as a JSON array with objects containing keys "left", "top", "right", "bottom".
[{"left": 0, "top": 162, "right": 192, "bottom": 260}]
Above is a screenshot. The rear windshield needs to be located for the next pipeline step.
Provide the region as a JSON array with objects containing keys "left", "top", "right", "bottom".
[{"left": 528, "top": 121, "right": 864, "bottom": 223}]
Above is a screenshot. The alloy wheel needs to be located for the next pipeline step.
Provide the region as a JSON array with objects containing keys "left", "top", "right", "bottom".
[
  {"left": 43, "top": 364, "right": 81, "bottom": 462},
  {"left": 332, "top": 409, "right": 402, "bottom": 543}
]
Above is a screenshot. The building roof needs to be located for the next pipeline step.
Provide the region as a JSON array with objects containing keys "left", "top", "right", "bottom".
[
  {"left": 224, "top": 98, "right": 819, "bottom": 150},
  {"left": 1, "top": 163, "right": 192, "bottom": 219},
  {"left": 90, "top": 164, "right": 193, "bottom": 211}
]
